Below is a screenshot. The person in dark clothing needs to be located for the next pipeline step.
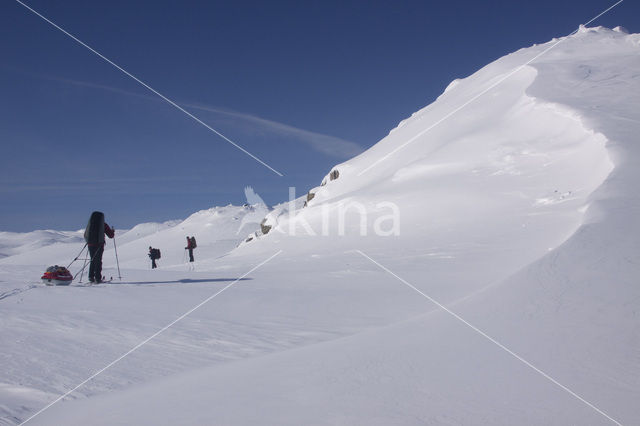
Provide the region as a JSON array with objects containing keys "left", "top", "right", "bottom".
[
  {"left": 148, "top": 246, "right": 159, "bottom": 269},
  {"left": 185, "top": 236, "right": 195, "bottom": 262},
  {"left": 84, "top": 211, "right": 114, "bottom": 283}
]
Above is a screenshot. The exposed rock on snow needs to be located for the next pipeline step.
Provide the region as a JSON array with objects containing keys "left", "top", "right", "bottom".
[{"left": 259, "top": 218, "right": 272, "bottom": 235}]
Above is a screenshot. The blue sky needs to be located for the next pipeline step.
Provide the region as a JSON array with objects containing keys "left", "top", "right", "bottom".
[{"left": 1, "top": 0, "right": 637, "bottom": 232}]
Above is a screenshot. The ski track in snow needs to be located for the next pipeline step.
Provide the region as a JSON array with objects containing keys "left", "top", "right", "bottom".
[{"left": 0, "top": 284, "right": 37, "bottom": 301}]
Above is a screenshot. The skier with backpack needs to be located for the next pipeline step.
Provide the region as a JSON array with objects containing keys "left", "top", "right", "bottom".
[
  {"left": 148, "top": 246, "right": 161, "bottom": 269},
  {"left": 185, "top": 236, "right": 197, "bottom": 262},
  {"left": 84, "top": 211, "right": 115, "bottom": 283}
]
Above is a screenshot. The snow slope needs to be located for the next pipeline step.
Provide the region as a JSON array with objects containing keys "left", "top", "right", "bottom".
[{"left": 1, "top": 26, "right": 639, "bottom": 425}]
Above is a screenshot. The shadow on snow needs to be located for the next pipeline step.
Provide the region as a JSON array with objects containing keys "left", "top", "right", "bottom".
[{"left": 113, "top": 278, "right": 253, "bottom": 285}]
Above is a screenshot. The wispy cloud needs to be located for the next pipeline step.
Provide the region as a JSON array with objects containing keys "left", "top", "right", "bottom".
[
  {"left": 182, "top": 102, "right": 364, "bottom": 159},
  {"left": 44, "top": 75, "right": 364, "bottom": 159}
]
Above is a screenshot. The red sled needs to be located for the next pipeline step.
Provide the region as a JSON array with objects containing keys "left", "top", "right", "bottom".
[{"left": 41, "top": 265, "right": 73, "bottom": 286}]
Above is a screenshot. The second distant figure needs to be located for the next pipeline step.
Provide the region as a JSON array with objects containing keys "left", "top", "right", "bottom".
[
  {"left": 148, "top": 246, "right": 161, "bottom": 269},
  {"left": 185, "top": 236, "right": 197, "bottom": 262}
]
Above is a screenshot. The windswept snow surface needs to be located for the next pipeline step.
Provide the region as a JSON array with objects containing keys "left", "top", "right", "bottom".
[{"left": 1, "top": 27, "right": 639, "bottom": 425}]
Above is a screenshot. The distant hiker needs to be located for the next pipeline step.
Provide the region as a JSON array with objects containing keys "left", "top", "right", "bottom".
[
  {"left": 185, "top": 236, "right": 197, "bottom": 262},
  {"left": 84, "top": 211, "right": 114, "bottom": 283},
  {"left": 148, "top": 246, "right": 161, "bottom": 269}
]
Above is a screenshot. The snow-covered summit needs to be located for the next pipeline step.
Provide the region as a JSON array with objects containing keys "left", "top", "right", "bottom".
[
  {"left": 316, "top": 25, "right": 635, "bottom": 200},
  {"left": 247, "top": 26, "right": 637, "bottom": 251}
]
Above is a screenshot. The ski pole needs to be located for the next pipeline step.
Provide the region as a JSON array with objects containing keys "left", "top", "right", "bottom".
[
  {"left": 75, "top": 250, "right": 94, "bottom": 284},
  {"left": 113, "top": 228, "right": 122, "bottom": 280},
  {"left": 67, "top": 243, "right": 88, "bottom": 269},
  {"left": 77, "top": 257, "right": 88, "bottom": 283}
]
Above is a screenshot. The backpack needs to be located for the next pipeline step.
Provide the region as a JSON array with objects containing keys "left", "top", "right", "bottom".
[
  {"left": 190, "top": 237, "right": 197, "bottom": 249},
  {"left": 84, "top": 211, "right": 105, "bottom": 245},
  {"left": 150, "top": 248, "right": 160, "bottom": 259}
]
